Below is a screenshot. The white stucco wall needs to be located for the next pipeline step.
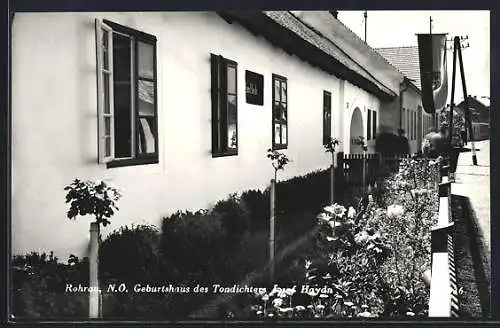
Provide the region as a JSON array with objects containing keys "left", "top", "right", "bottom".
[
  {"left": 11, "top": 12, "right": 385, "bottom": 259},
  {"left": 343, "top": 82, "right": 380, "bottom": 154},
  {"left": 401, "top": 88, "right": 423, "bottom": 153}
]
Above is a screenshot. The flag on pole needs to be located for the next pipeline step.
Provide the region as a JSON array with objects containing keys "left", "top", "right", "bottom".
[{"left": 417, "top": 34, "right": 448, "bottom": 114}]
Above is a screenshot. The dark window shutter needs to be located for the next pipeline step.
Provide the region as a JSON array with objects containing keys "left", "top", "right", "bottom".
[
  {"left": 367, "top": 109, "right": 372, "bottom": 140},
  {"left": 210, "top": 54, "right": 220, "bottom": 154}
]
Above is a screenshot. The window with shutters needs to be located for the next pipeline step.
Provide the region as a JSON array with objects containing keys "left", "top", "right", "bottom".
[
  {"left": 323, "top": 91, "right": 332, "bottom": 145},
  {"left": 272, "top": 74, "right": 288, "bottom": 149},
  {"left": 210, "top": 54, "right": 238, "bottom": 157},
  {"left": 95, "top": 19, "right": 158, "bottom": 168}
]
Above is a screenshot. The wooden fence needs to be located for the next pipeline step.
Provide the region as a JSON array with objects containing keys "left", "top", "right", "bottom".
[{"left": 334, "top": 152, "right": 413, "bottom": 198}]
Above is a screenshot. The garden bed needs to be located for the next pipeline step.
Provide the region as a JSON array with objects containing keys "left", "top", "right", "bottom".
[{"left": 11, "top": 159, "right": 441, "bottom": 320}]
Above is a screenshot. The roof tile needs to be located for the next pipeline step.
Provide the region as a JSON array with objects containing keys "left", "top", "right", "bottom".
[{"left": 376, "top": 46, "right": 421, "bottom": 90}]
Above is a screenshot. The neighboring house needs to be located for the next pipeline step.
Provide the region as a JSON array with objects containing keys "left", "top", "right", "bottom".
[
  {"left": 376, "top": 46, "right": 434, "bottom": 154},
  {"left": 457, "top": 96, "right": 490, "bottom": 141},
  {"left": 11, "top": 11, "right": 399, "bottom": 258}
]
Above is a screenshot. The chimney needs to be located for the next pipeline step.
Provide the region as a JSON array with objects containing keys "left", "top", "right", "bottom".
[{"left": 329, "top": 11, "right": 339, "bottom": 19}]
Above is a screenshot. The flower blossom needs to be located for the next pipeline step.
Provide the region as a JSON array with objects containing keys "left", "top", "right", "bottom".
[
  {"left": 354, "top": 231, "right": 369, "bottom": 244},
  {"left": 411, "top": 188, "right": 429, "bottom": 197},
  {"left": 272, "top": 298, "right": 283, "bottom": 307},
  {"left": 347, "top": 206, "right": 356, "bottom": 219},
  {"left": 323, "top": 204, "right": 346, "bottom": 218},
  {"left": 387, "top": 204, "right": 404, "bottom": 219},
  {"left": 317, "top": 212, "right": 331, "bottom": 222},
  {"left": 328, "top": 220, "right": 342, "bottom": 229}
]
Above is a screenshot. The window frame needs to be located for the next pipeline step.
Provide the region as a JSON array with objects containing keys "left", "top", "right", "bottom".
[
  {"left": 272, "top": 74, "right": 288, "bottom": 150},
  {"left": 210, "top": 54, "right": 239, "bottom": 158},
  {"left": 372, "top": 110, "right": 377, "bottom": 140},
  {"left": 96, "top": 19, "right": 159, "bottom": 168},
  {"left": 322, "top": 90, "right": 332, "bottom": 145}
]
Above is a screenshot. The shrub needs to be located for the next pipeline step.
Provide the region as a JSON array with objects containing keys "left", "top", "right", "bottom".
[
  {"left": 99, "top": 224, "right": 161, "bottom": 285},
  {"left": 159, "top": 210, "right": 230, "bottom": 283},
  {"left": 240, "top": 189, "right": 270, "bottom": 233},
  {"left": 212, "top": 193, "right": 251, "bottom": 240},
  {"left": 277, "top": 169, "right": 330, "bottom": 216},
  {"left": 11, "top": 252, "right": 89, "bottom": 319}
]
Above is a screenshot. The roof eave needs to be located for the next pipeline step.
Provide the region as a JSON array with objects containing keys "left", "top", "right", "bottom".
[{"left": 218, "top": 11, "right": 396, "bottom": 101}]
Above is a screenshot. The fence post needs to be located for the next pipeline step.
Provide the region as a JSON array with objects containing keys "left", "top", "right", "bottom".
[
  {"left": 336, "top": 152, "right": 344, "bottom": 202},
  {"left": 89, "top": 222, "right": 100, "bottom": 318},
  {"left": 362, "top": 151, "right": 367, "bottom": 192},
  {"left": 330, "top": 152, "right": 336, "bottom": 205},
  {"left": 269, "top": 179, "right": 276, "bottom": 282}
]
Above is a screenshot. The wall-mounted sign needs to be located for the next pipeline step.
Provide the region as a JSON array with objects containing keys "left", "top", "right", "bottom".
[{"left": 245, "top": 70, "right": 264, "bottom": 105}]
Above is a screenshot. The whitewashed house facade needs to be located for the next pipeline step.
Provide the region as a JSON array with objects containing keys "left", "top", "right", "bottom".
[{"left": 11, "top": 11, "right": 398, "bottom": 258}]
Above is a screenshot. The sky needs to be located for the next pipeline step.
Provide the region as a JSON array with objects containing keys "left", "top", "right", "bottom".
[{"left": 338, "top": 11, "right": 490, "bottom": 107}]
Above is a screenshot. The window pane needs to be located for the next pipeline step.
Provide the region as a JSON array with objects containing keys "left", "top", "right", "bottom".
[
  {"left": 103, "top": 49, "right": 109, "bottom": 71},
  {"left": 227, "top": 95, "right": 237, "bottom": 149},
  {"left": 102, "top": 30, "right": 109, "bottom": 70},
  {"left": 102, "top": 29, "right": 108, "bottom": 47},
  {"left": 228, "top": 124, "right": 237, "bottom": 149},
  {"left": 138, "top": 41, "right": 154, "bottom": 80},
  {"left": 138, "top": 80, "right": 155, "bottom": 116},
  {"left": 274, "top": 123, "right": 281, "bottom": 144},
  {"left": 113, "top": 34, "right": 131, "bottom": 81},
  {"left": 138, "top": 117, "right": 156, "bottom": 154},
  {"left": 280, "top": 103, "right": 287, "bottom": 123},
  {"left": 282, "top": 124, "right": 287, "bottom": 144},
  {"left": 104, "top": 116, "right": 111, "bottom": 136},
  {"left": 273, "top": 102, "right": 280, "bottom": 121},
  {"left": 105, "top": 136, "right": 111, "bottom": 157},
  {"left": 281, "top": 82, "right": 287, "bottom": 103},
  {"left": 227, "top": 95, "right": 237, "bottom": 124},
  {"left": 274, "top": 79, "right": 281, "bottom": 101},
  {"left": 103, "top": 72, "right": 110, "bottom": 114},
  {"left": 227, "top": 65, "right": 236, "bottom": 94},
  {"left": 113, "top": 33, "right": 132, "bottom": 158}
]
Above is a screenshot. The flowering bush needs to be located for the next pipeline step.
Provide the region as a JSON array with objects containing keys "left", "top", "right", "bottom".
[{"left": 374, "top": 157, "right": 439, "bottom": 316}]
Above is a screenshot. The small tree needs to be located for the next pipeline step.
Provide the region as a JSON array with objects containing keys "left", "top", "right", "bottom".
[
  {"left": 324, "top": 136, "right": 340, "bottom": 162},
  {"left": 266, "top": 149, "right": 290, "bottom": 282},
  {"left": 355, "top": 137, "right": 368, "bottom": 192},
  {"left": 64, "top": 178, "right": 121, "bottom": 318},
  {"left": 324, "top": 137, "right": 340, "bottom": 204},
  {"left": 64, "top": 179, "right": 121, "bottom": 227},
  {"left": 267, "top": 148, "right": 291, "bottom": 183}
]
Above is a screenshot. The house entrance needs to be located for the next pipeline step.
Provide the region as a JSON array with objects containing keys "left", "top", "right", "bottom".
[{"left": 349, "top": 107, "right": 364, "bottom": 154}]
